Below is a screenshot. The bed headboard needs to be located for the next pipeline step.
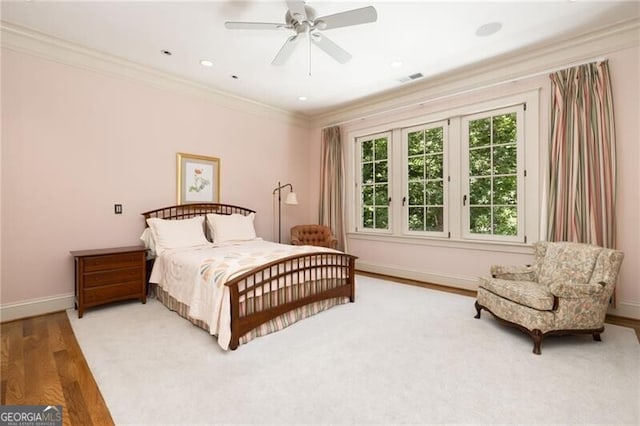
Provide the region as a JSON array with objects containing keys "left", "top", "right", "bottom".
[{"left": 141, "top": 203, "right": 255, "bottom": 226}]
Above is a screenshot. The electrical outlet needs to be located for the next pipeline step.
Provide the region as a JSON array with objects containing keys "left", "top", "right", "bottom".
[{"left": 114, "top": 204, "right": 123, "bottom": 214}]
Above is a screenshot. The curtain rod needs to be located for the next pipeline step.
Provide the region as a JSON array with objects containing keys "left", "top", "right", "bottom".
[{"left": 327, "top": 56, "right": 607, "bottom": 128}]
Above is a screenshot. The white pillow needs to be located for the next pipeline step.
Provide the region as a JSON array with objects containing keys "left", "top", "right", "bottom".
[
  {"left": 139, "top": 228, "right": 157, "bottom": 256},
  {"left": 206, "top": 213, "right": 256, "bottom": 243},
  {"left": 146, "top": 216, "right": 209, "bottom": 255}
]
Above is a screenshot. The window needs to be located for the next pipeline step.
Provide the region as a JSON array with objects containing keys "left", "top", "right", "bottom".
[
  {"left": 357, "top": 132, "right": 391, "bottom": 231},
  {"left": 403, "top": 121, "right": 448, "bottom": 237},
  {"left": 349, "top": 91, "right": 538, "bottom": 247},
  {"left": 463, "top": 106, "right": 524, "bottom": 242}
]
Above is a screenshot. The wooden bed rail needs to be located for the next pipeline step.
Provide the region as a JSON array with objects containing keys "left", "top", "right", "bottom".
[
  {"left": 141, "top": 203, "right": 255, "bottom": 225},
  {"left": 224, "top": 251, "right": 357, "bottom": 350}
]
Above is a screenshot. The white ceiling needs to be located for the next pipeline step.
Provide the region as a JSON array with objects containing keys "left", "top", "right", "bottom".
[{"left": 2, "top": 1, "right": 639, "bottom": 116}]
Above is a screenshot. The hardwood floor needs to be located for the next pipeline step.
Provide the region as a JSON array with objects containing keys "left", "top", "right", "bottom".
[
  {"left": 1, "top": 275, "right": 638, "bottom": 426},
  {"left": 1, "top": 311, "right": 114, "bottom": 426}
]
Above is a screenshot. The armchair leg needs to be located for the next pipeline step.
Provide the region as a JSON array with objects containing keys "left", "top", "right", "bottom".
[
  {"left": 531, "top": 329, "right": 543, "bottom": 355},
  {"left": 593, "top": 332, "right": 602, "bottom": 342},
  {"left": 474, "top": 301, "right": 482, "bottom": 319}
]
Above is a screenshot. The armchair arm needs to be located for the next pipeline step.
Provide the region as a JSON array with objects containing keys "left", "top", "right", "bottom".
[
  {"left": 290, "top": 238, "right": 301, "bottom": 246},
  {"left": 490, "top": 265, "right": 536, "bottom": 281},
  {"left": 548, "top": 281, "right": 605, "bottom": 298}
]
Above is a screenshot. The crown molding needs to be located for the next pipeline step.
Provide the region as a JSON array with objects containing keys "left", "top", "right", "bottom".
[
  {"left": 0, "top": 21, "right": 312, "bottom": 128},
  {"left": 311, "top": 18, "right": 640, "bottom": 128}
]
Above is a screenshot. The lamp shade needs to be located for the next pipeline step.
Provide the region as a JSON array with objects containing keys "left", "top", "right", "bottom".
[{"left": 285, "top": 192, "right": 298, "bottom": 205}]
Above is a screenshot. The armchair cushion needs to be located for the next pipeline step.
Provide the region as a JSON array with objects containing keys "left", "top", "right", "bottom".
[
  {"left": 479, "top": 277, "right": 555, "bottom": 311},
  {"left": 538, "top": 243, "right": 601, "bottom": 287},
  {"left": 490, "top": 264, "right": 536, "bottom": 281},
  {"left": 548, "top": 281, "right": 604, "bottom": 298}
]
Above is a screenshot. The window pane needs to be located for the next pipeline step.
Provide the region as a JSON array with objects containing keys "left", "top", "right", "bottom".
[
  {"left": 469, "top": 147, "right": 491, "bottom": 176},
  {"left": 374, "top": 138, "right": 388, "bottom": 160},
  {"left": 362, "top": 162, "right": 373, "bottom": 183},
  {"left": 426, "top": 180, "right": 443, "bottom": 205},
  {"left": 375, "top": 161, "right": 388, "bottom": 183},
  {"left": 425, "top": 154, "right": 443, "bottom": 179},
  {"left": 469, "top": 177, "right": 491, "bottom": 205},
  {"left": 425, "top": 207, "right": 444, "bottom": 232},
  {"left": 493, "top": 206, "right": 517, "bottom": 236},
  {"left": 470, "top": 207, "right": 492, "bottom": 234},
  {"left": 408, "top": 182, "right": 424, "bottom": 205},
  {"left": 408, "top": 131, "right": 424, "bottom": 156},
  {"left": 362, "top": 185, "right": 373, "bottom": 206},
  {"left": 493, "top": 144, "right": 517, "bottom": 174},
  {"left": 425, "top": 127, "right": 443, "bottom": 152},
  {"left": 408, "top": 207, "right": 424, "bottom": 231},
  {"left": 375, "top": 207, "right": 388, "bottom": 228},
  {"left": 493, "top": 176, "right": 517, "bottom": 205},
  {"left": 362, "top": 140, "right": 373, "bottom": 162},
  {"left": 374, "top": 184, "right": 388, "bottom": 205},
  {"left": 493, "top": 113, "right": 517, "bottom": 144},
  {"left": 363, "top": 206, "right": 374, "bottom": 228},
  {"left": 407, "top": 157, "right": 424, "bottom": 181},
  {"left": 469, "top": 118, "right": 491, "bottom": 148}
]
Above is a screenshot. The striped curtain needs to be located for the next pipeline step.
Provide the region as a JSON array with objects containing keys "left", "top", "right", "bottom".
[
  {"left": 319, "top": 126, "right": 346, "bottom": 251},
  {"left": 547, "top": 61, "right": 617, "bottom": 249}
]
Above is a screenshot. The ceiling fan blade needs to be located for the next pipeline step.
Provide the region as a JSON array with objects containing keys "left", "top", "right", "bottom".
[
  {"left": 316, "top": 6, "right": 377, "bottom": 30},
  {"left": 286, "top": 0, "right": 307, "bottom": 21},
  {"left": 311, "top": 33, "right": 352, "bottom": 64},
  {"left": 225, "top": 22, "right": 286, "bottom": 30},
  {"left": 272, "top": 35, "right": 301, "bottom": 65}
]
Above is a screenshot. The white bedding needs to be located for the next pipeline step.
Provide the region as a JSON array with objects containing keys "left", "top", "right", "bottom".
[{"left": 149, "top": 238, "right": 339, "bottom": 350}]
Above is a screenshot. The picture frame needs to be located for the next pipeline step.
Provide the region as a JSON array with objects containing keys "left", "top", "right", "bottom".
[{"left": 176, "top": 153, "right": 220, "bottom": 204}]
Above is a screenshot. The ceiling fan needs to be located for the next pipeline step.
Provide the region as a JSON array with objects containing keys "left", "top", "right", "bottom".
[{"left": 224, "top": 0, "right": 377, "bottom": 66}]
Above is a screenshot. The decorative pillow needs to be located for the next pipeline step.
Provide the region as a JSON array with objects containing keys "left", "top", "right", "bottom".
[
  {"left": 206, "top": 213, "right": 256, "bottom": 243},
  {"left": 146, "top": 216, "right": 209, "bottom": 255},
  {"left": 538, "top": 243, "right": 602, "bottom": 287}
]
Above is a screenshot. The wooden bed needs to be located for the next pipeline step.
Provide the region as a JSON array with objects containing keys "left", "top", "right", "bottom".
[{"left": 141, "top": 203, "right": 357, "bottom": 350}]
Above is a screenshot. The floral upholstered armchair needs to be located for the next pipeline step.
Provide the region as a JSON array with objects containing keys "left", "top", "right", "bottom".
[
  {"left": 474, "top": 242, "right": 624, "bottom": 354},
  {"left": 290, "top": 225, "right": 338, "bottom": 249}
]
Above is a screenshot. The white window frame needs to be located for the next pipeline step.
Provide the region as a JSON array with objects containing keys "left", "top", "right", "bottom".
[
  {"left": 355, "top": 131, "right": 393, "bottom": 234},
  {"left": 401, "top": 120, "right": 449, "bottom": 238},
  {"left": 346, "top": 89, "right": 539, "bottom": 250},
  {"left": 461, "top": 105, "right": 526, "bottom": 243}
]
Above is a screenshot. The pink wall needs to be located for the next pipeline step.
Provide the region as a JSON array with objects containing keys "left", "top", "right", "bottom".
[
  {"left": 310, "top": 45, "right": 639, "bottom": 318},
  {"left": 1, "top": 48, "right": 313, "bottom": 304}
]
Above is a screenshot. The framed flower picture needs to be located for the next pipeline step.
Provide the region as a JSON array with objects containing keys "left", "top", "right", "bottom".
[{"left": 176, "top": 153, "right": 220, "bottom": 204}]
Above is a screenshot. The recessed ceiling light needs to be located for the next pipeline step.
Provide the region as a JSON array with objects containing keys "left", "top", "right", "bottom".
[
  {"left": 231, "top": 75, "right": 239, "bottom": 79},
  {"left": 200, "top": 59, "right": 213, "bottom": 67},
  {"left": 298, "top": 96, "right": 308, "bottom": 101},
  {"left": 391, "top": 61, "right": 403, "bottom": 68},
  {"left": 161, "top": 50, "right": 172, "bottom": 56},
  {"left": 476, "top": 22, "right": 502, "bottom": 37}
]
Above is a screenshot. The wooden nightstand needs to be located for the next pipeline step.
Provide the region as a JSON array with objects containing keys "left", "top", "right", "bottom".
[{"left": 70, "top": 246, "right": 147, "bottom": 318}]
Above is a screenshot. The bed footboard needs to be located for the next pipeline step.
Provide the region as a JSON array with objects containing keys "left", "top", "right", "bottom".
[{"left": 224, "top": 251, "right": 357, "bottom": 350}]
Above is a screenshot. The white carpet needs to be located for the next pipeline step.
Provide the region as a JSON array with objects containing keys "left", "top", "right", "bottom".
[{"left": 68, "top": 276, "right": 640, "bottom": 425}]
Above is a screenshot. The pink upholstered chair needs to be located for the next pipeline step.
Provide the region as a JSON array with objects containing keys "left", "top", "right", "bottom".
[{"left": 290, "top": 225, "right": 338, "bottom": 249}]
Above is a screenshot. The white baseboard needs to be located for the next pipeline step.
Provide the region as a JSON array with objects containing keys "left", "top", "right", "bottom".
[
  {"left": 356, "top": 261, "right": 640, "bottom": 320},
  {"left": 0, "top": 293, "right": 75, "bottom": 322},
  {"left": 607, "top": 301, "right": 640, "bottom": 321},
  {"left": 356, "top": 261, "right": 478, "bottom": 292}
]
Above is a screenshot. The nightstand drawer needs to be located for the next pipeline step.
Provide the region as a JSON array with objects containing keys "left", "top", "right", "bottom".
[
  {"left": 84, "top": 281, "right": 141, "bottom": 303},
  {"left": 83, "top": 267, "right": 143, "bottom": 288},
  {"left": 83, "top": 252, "right": 142, "bottom": 272}
]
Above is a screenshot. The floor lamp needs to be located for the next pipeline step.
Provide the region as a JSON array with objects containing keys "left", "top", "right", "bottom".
[{"left": 272, "top": 181, "right": 298, "bottom": 243}]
